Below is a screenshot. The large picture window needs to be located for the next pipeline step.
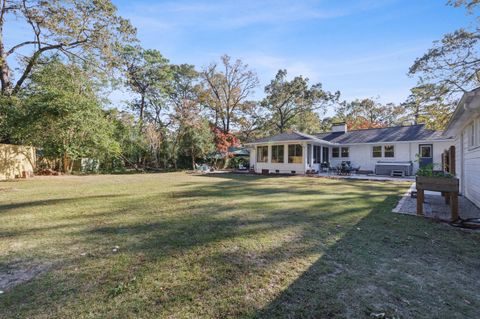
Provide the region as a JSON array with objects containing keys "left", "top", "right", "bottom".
[
  {"left": 257, "top": 146, "right": 268, "bottom": 162},
  {"left": 341, "top": 147, "right": 349, "bottom": 158},
  {"left": 313, "top": 145, "right": 321, "bottom": 163},
  {"left": 332, "top": 147, "right": 339, "bottom": 158},
  {"left": 372, "top": 146, "right": 382, "bottom": 158},
  {"left": 384, "top": 145, "right": 394, "bottom": 158},
  {"left": 288, "top": 144, "right": 303, "bottom": 163},
  {"left": 271, "top": 145, "right": 284, "bottom": 163}
]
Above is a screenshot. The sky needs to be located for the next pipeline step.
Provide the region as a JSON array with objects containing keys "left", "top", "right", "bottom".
[
  {"left": 4, "top": 0, "right": 474, "bottom": 112},
  {"left": 111, "top": 0, "right": 471, "bottom": 106}
]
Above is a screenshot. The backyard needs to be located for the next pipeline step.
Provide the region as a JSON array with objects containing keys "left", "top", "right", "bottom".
[{"left": 1, "top": 172, "right": 479, "bottom": 318}]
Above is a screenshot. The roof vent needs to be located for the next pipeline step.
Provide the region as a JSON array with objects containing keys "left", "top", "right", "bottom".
[{"left": 331, "top": 122, "right": 347, "bottom": 133}]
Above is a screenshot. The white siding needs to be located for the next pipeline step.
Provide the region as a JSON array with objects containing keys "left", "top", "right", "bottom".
[
  {"left": 329, "top": 141, "right": 453, "bottom": 174},
  {"left": 460, "top": 115, "right": 480, "bottom": 207}
]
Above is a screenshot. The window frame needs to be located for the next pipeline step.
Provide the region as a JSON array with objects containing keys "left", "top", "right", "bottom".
[
  {"left": 313, "top": 145, "right": 322, "bottom": 164},
  {"left": 332, "top": 147, "right": 340, "bottom": 158},
  {"left": 256, "top": 146, "right": 268, "bottom": 163},
  {"left": 271, "top": 145, "right": 284, "bottom": 163},
  {"left": 419, "top": 145, "right": 432, "bottom": 158},
  {"left": 341, "top": 147, "right": 349, "bottom": 158},
  {"left": 384, "top": 145, "right": 395, "bottom": 158},
  {"left": 288, "top": 144, "right": 303, "bottom": 164},
  {"left": 372, "top": 146, "right": 382, "bottom": 158}
]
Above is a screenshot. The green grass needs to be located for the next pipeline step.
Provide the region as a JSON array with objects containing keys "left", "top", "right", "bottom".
[{"left": 0, "top": 172, "right": 479, "bottom": 318}]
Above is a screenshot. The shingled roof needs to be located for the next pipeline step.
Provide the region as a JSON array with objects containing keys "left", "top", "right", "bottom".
[
  {"left": 249, "top": 124, "right": 453, "bottom": 145},
  {"left": 316, "top": 124, "right": 452, "bottom": 144}
]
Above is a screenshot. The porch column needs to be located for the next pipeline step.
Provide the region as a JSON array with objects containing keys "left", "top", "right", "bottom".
[
  {"left": 309, "top": 144, "right": 314, "bottom": 168},
  {"left": 303, "top": 143, "right": 308, "bottom": 173}
]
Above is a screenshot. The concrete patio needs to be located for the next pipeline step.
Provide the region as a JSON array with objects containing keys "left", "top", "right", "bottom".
[
  {"left": 315, "top": 172, "right": 415, "bottom": 182},
  {"left": 393, "top": 183, "right": 480, "bottom": 221}
]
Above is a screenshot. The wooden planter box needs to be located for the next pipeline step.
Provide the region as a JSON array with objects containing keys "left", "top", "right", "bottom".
[
  {"left": 416, "top": 176, "right": 459, "bottom": 193},
  {"left": 415, "top": 176, "right": 460, "bottom": 221}
]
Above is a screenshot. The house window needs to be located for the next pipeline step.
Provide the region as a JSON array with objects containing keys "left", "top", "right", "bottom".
[
  {"left": 467, "top": 120, "right": 480, "bottom": 147},
  {"left": 313, "top": 145, "right": 322, "bottom": 163},
  {"left": 469, "top": 123, "right": 476, "bottom": 147},
  {"left": 372, "top": 146, "right": 382, "bottom": 158},
  {"left": 476, "top": 119, "right": 480, "bottom": 146},
  {"left": 271, "top": 145, "right": 284, "bottom": 163},
  {"left": 288, "top": 144, "right": 303, "bottom": 163},
  {"left": 384, "top": 145, "right": 395, "bottom": 158},
  {"left": 257, "top": 146, "right": 268, "bottom": 163},
  {"left": 332, "top": 147, "right": 339, "bottom": 158},
  {"left": 341, "top": 147, "right": 349, "bottom": 158}
]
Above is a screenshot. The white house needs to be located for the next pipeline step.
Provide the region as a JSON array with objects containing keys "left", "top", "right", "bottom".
[
  {"left": 247, "top": 123, "right": 454, "bottom": 176},
  {"left": 444, "top": 88, "right": 480, "bottom": 208}
]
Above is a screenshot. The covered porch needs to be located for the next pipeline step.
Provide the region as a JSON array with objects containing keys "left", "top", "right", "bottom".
[{"left": 249, "top": 138, "right": 335, "bottom": 175}]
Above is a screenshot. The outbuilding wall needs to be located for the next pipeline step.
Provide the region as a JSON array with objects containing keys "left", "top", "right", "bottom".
[{"left": 0, "top": 144, "right": 36, "bottom": 180}]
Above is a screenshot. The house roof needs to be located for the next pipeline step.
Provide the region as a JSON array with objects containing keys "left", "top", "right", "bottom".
[
  {"left": 249, "top": 124, "right": 452, "bottom": 145},
  {"left": 247, "top": 131, "right": 334, "bottom": 145},
  {"left": 315, "top": 124, "right": 451, "bottom": 144},
  {"left": 444, "top": 87, "right": 480, "bottom": 136}
]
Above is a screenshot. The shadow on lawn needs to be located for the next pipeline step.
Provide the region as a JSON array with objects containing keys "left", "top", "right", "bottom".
[
  {"left": 0, "top": 194, "right": 126, "bottom": 213},
  {"left": 251, "top": 207, "right": 480, "bottom": 318}
]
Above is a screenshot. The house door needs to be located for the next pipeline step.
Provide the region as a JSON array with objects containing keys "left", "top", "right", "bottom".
[
  {"left": 419, "top": 144, "right": 433, "bottom": 168},
  {"left": 322, "top": 147, "right": 329, "bottom": 164}
]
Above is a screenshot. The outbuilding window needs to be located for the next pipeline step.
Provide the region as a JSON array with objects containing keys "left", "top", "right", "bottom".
[
  {"left": 341, "top": 147, "right": 349, "bottom": 158},
  {"left": 257, "top": 146, "right": 268, "bottom": 163},
  {"left": 288, "top": 144, "right": 303, "bottom": 163}
]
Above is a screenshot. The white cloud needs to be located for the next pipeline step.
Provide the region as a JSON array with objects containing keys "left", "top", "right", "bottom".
[{"left": 122, "top": 0, "right": 398, "bottom": 31}]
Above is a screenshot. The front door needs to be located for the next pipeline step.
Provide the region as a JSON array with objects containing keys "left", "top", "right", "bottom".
[
  {"left": 322, "top": 147, "right": 329, "bottom": 164},
  {"left": 419, "top": 144, "right": 433, "bottom": 168}
]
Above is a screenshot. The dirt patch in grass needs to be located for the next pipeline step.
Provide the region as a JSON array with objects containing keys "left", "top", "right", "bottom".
[{"left": 0, "top": 261, "right": 53, "bottom": 292}]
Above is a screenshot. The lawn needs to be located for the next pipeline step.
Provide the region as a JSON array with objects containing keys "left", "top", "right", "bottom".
[{"left": 0, "top": 172, "right": 479, "bottom": 318}]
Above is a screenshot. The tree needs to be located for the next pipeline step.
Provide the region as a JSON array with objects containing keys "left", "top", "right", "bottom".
[
  {"left": 0, "top": 0, "right": 136, "bottom": 96},
  {"left": 409, "top": 1, "right": 480, "bottom": 103},
  {"left": 166, "top": 64, "right": 202, "bottom": 168},
  {"left": 262, "top": 69, "right": 340, "bottom": 133},
  {"left": 236, "top": 101, "right": 268, "bottom": 142},
  {"left": 334, "top": 98, "right": 403, "bottom": 130},
  {"left": 402, "top": 84, "right": 453, "bottom": 130},
  {"left": 201, "top": 55, "right": 259, "bottom": 133},
  {"left": 8, "top": 59, "right": 119, "bottom": 172},
  {"left": 179, "top": 119, "right": 215, "bottom": 169},
  {"left": 120, "top": 45, "right": 171, "bottom": 128}
]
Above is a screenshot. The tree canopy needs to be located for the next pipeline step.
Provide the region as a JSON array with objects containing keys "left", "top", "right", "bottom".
[
  {"left": 0, "top": 0, "right": 136, "bottom": 96},
  {"left": 262, "top": 69, "right": 340, "bottom": 133}
]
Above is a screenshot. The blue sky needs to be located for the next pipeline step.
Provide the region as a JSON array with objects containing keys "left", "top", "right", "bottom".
[
  {"left": 113, "top": 0, "right": 471, "bottom": 105},
  {"left": 4, "top": 0, "right": 473, "bottom": 110}
]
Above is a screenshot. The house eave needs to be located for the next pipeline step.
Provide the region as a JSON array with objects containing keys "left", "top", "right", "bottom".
[{"left": 444, "top": 89, "right": 480, "bottom": 136}]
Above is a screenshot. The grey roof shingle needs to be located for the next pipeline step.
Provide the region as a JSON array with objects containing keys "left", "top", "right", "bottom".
[
  {"left": 249, "top": 124, "right": 453, "bottom": 145},
  {"left": 315, "top": 124, "right": 452, "bottom": 144}
]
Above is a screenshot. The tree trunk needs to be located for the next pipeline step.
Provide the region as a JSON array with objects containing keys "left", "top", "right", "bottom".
[
  {"left": 0, "top": 19, "right": 12, "bottom": 95},
  {"left": 62, "top": 153, "right": 69, "bottom": 174},
  {"left": 191, "top": 147, "right": 195, "bottom": 170},
  {"left": 139, "top": 94, "right": 145, "bottom": 130}
]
